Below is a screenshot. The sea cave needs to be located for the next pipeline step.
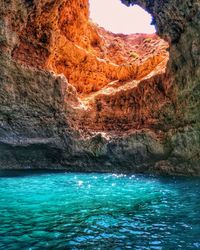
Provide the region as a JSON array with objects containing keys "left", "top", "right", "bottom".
[{"left": 0, "top": 0, "right": 200, "bottom": 248}]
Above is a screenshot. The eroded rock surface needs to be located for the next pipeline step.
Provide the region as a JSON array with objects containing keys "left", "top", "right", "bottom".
[{"left": 0, "top": 0, "right": 200, "bottom": 175}]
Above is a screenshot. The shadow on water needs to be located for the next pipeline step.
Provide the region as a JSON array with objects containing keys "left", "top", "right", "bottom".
[{"left": 0, "top": 169, "right": 68, "bottom": 178}]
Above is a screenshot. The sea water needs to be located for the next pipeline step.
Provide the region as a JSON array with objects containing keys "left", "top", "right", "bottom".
[{"left": 0, "top": 171, "right": 200, "bottom": 249}]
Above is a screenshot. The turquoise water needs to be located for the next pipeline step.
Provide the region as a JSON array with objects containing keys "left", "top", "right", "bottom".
[{"left": 0, "top": 171, "right": 200, "bottom": 249}]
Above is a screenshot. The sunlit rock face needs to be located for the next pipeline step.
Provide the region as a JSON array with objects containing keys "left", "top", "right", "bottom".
[
  {"left": 0, "top": 0, "right": 200, "bottom": 175},
  {"left": 12, "top": 0, "right": 168, "bottom": 94},
  {"left": 9, "top": 0, "right": 169, "bottom": 131}
]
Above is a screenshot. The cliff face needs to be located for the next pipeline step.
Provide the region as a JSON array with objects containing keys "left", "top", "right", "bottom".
[
  {"left": 121, "top": 0, "right": 200, "bottom": 174},
  {"left": 0, "top": 0, "right": 200, "bottom": 175}
]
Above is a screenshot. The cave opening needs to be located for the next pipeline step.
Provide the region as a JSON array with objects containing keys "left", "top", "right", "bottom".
[
  {"left": 89, "top": 0, "right": 156, "bottom": 34},
  {"left": 67, "top": 0, "right": 168, "bottom": 97},
  {"left": 70, "top": 0, "right": 169, "bottom": 132}
]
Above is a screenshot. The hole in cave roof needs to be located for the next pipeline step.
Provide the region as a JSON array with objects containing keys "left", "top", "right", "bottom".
[{"left": 89, "top": 0, "right": 156, "bottom": 35}]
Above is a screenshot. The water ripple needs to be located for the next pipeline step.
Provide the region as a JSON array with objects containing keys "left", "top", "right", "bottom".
[{"left": 0, "top": 172, "right": 200, "bottom": 249}]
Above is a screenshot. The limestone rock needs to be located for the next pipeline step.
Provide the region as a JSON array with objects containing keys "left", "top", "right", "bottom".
[{"left": 0, "top": 0, "right": 200, "bottom": 175}]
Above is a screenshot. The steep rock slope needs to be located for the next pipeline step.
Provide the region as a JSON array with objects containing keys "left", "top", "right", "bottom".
[{"left": 0, "top": 0, "right": 200, "bottom": 175}]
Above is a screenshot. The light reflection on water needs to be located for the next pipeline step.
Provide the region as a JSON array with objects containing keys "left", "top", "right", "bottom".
[{"left": 0, "top": 171, "right": 200, "bottom": 249}]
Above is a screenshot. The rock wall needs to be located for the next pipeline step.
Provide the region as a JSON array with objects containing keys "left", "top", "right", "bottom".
[
  {"left": 0, "top": 0, "right": 200, "bottom": 175},
  {"left": 121, "top": 0, "right": 200, "bottom": 174}
]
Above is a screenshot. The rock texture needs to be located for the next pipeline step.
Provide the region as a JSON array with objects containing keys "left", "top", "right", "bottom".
[
  {"left": 12, "top": 1, "right": 167, "bottom": 94},
  {"left": 0, "top": 0, "right": 200, "bottom": 175}
]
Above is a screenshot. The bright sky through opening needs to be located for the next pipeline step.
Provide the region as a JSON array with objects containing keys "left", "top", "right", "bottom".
[{"left": 89, "top": 0, "right": 156, "bottom": 34}]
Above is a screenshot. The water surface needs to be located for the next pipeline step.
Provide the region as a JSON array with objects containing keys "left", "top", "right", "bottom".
[{"left": 0, "top": 171, "right": 200, "bottom": 249}]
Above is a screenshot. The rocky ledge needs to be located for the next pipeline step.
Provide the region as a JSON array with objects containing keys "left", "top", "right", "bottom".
[{"left": 0, "top": 0, "right": 200, "bottom": 175}]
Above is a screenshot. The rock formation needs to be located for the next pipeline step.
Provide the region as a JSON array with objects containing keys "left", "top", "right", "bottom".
[{"left": 0, "top": 0, "right": 200, "bottom": 175}]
